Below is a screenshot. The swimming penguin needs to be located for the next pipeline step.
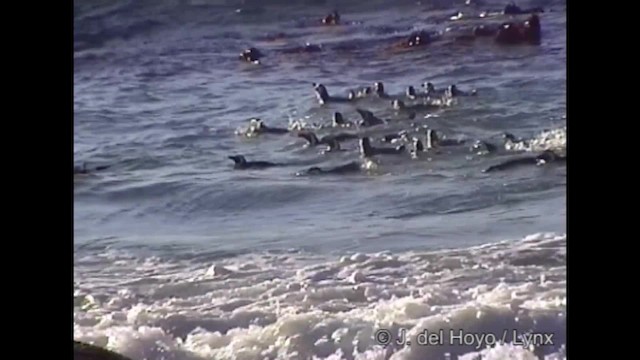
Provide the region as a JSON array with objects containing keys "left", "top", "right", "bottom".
[
  {"left": 406, "top": 86, "right": 431, "bottom": 100},
  {"left": 249, "top": 119, "right": 290, "bottom": 134},
  {"left": 321, "top": 10, "right": 341, "bottom": 25},
  {"left": 297, "top": 130, "right": 358, "bottom": 147},
  {"left": 298, "top": 161, "right": 362, "bottom": 176},
  {"left": 228, "top": 155, "right": 280, "bottom": 169},
  {"left": 313, "top": 83, "right": 352, "bottom": 105},
  {"left": 483, "top": 150, "right": 565, "bottom": 173},
  {"left": 422, "top": 82, "right": 446, "bottom": 97},
  {"left": 332, "top": 112, "right": 353, "bottom": 127},
  {"left": 445, "top": 85, "right": 477, "bottom": 97},
  {"left": 423, "top": 82, "right": 435, "bottom": 94},
  {"left": 410, "top": 137, "right": 426, "bottom": 158},
  {"left": 389, "top": 31, "right": 434, "bottom": 51},
  {"left": 74, "top": 163, "right": 110, "bottom": 175},
  {"left": 355, "top": 108, "right": 385, "bottom": 127},
  {"left": 470, "top": 140, "right": 498, "bottom": 154},
  {"left": 407, "top": 31, "right": 432, "bottom": 47},
  {"left": 355, "top": 86, "right": 373, "bottom": 98},
  {"left": 373, "top": 82, "right": 389, "bottom": 98},
  {"left": 239, "top": 47, "right": 263, "bottom": 63},
  {"left": 406, "top": 86, "right": 418, "bottom": 100},
  {"left": 359, "top": 137, "right": 406, "bottom": 157}
]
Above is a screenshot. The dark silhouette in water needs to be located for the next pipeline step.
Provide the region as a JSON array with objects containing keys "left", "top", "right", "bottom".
[
  {"left": 453, "top": 14, "right": 541, "bottom": 45},
  {"left": 351, "top": 82, "right": 396, "bottom": 99},
  {"left": 483, "top": 150, "right": 565, "bottom": 173},
  {"left": 332, "top": 112, "right": 353, "bottom": 127},
  {"left": 406, "top": 86, "right": 419, "bottom": 100},
  {"left": 503, "top": 2, "right": 544, "bottom": 15},
  {"left": 228, "top": 155, "right": 279, "bottom": 170},
  {"left": 322, "top": 10, "right": 341, "bottom": 25},
  {"left": 360, "top": 137, "right": 406, "bottom": 157},
  {"left": 355, "top": 109, "right": 385, "bottom": 127},
  {"left": 389, "top": 31, "right": 435, "bottom": 52},
  {"left": 250, "top": 119, "right": 290, "bottom": 134},
  {"left": 413, "top": 137, "right": 425, "bottom": 153},
  {"left": 496, "top": 14, "right": 541, "bottom": 44},
  {"left": 74, "top": 163, "right": 110, "bottom": 175},
  {"left": 471, "top": 140, "right": 498, "bottom": 153},
  {"left": 446, "top": 84, "right": 477, "bottom": 97},
  {"left": 239, "top": 43, "right": 323, "bottom": 64},
  {"left": 313, "top": 83, "right": 352, "bottom": 104},
  {"left": 297, "top": 130, "right": 358, "bottom": 147},
  {"left": 299, "top": 161, "right": 362, "bottom": 175},
  {"left": 372, "top": 82, "right": 389, "bottom": 98},
  {"left": 239, "top": 47, "right": 263, "bottom": 63},
  {"left": 422, "top": 82, "right": 447, "bottom": 97}
]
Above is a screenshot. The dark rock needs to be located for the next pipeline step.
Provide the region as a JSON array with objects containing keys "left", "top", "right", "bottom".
[{"left": 74, "top": 341, "right": 133, "bottom": 360}]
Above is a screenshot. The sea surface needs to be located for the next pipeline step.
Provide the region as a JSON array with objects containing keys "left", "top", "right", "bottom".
[{"left": 74, "top": 0, "right": 566, "bottom": 359}]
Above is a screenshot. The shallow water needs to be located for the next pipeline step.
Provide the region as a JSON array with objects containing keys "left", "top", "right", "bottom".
[{"left": 74, "top": 0, "right": 566, "bottom": 358}]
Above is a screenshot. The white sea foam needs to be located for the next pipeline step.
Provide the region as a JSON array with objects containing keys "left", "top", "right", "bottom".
[
  {"left": 506, "top": 127, "right": 566, "bottom": 155},
  {"left": 74, "top": 233, "right": 566, "bottom": 360}
]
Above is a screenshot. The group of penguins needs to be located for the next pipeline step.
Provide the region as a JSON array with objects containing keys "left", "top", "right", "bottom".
[
  {"left": 75, "top": 2, "right": 564, "bottom": 177},
  {"left": 239, "top": 2, "right": 545, "bottom": 65},
  {"left": 230, "top": 80, "right": 566, "bottom": 176},
  {"left": 75, "top": 80, "right": 564, "bottom": 177}
]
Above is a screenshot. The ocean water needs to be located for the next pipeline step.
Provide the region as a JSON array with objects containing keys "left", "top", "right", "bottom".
[{"left": 74, "top": 0, "right": 566, "bottom": 359}]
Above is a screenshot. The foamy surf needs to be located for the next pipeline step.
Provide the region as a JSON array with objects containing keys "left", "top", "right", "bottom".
[
  {"left": 506, "top": 127, "right": 566, "bottom": 155},
  {"left": 74, "top": 233, "right": 566, "bottom": 360}
]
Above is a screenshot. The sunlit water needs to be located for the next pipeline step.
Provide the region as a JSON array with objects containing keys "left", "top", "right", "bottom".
[{"left": 74, "top": 0, "right": 566, "bottom": 358}]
